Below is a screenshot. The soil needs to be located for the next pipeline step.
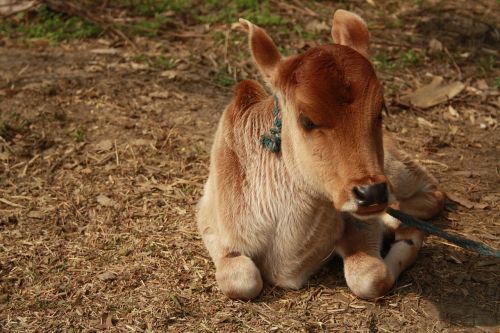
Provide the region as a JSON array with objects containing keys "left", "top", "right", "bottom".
[{"left": 0, "top": 1, "right": 499, "bottom": 332}]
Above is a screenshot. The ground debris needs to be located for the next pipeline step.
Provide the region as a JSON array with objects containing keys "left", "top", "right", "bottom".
[{"left": 1, "top": 1, "right": 499, "bottom": 332}]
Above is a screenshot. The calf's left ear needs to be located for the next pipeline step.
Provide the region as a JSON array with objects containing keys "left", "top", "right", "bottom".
[
  {"left": 239, "top": 18, "right": 282, "bottom": 83},
  {"left": 331, "top": 10, "right": 370, "bottom": 59}
]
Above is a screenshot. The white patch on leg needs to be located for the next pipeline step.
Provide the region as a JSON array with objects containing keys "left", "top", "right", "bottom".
[{"left": 380, "top": 213, "right": 401, "bottom": 230}]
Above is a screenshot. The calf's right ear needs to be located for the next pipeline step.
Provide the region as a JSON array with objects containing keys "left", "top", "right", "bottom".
[
  {"left": 331, "top": 10, "right": 370, "bottom": 59},
  {"left": 239, "top": 18, "right": 282, "bottom": 83}
]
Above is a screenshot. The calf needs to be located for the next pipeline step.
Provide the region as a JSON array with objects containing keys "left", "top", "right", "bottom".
[{"left": 197, "top": 10, "right": 444, "bottom": 300}]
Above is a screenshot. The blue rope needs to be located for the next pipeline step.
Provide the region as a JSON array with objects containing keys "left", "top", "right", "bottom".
[
  {"left": 386, "top": 207, "right": 500, "bottom": 257},
  {"left": 261, "top": 95, "right": 281, "bottom": 153}
]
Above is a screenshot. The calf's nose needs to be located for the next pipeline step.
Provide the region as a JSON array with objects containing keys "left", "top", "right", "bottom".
[{"left": 352, "top": 182, "right": 388, "bottom": 207}]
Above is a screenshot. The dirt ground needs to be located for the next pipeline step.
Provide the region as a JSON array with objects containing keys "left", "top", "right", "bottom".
[{"left": 0, "top": 1, "right": 499, "bottom": 332}]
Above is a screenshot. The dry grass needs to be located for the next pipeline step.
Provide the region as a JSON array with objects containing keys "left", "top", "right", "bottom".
[{"left": 1, "top": 0, "right": 499, "bottom": 331}]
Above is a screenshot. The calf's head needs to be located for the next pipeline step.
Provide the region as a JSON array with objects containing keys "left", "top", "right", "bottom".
[{"left": 240, "top": 10, "right": 391, "bottom": 216}]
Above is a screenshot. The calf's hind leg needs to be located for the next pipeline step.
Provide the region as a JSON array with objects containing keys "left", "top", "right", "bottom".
[{"left": 384, "top": 138, "right": 445, "bottom": 222}]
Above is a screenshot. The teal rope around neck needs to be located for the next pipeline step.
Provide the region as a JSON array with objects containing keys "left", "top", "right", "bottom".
[{"left": 261, "top": 95, "right": 282, "bottom": 153}]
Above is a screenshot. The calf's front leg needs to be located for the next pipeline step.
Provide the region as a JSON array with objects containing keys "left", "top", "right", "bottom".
[
  {"left": 198, "top": 209, "right": 263, "bottom": 300},
  {"left": 337, "top": 215, "right": 423, "bottom": 299},
  {"left": 215, "top": 250, "right": 263, "bottom": 300}
]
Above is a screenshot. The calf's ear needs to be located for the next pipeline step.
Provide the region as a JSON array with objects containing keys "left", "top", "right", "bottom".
[
  {"left": 331, "top": 10, "right": 370, "bottom": 59},
  {"left": 239, "top": 18, "right": 281, "bottom": 83}
]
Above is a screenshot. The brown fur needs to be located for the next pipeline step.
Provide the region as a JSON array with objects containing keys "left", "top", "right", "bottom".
[{"left": 197, "top": 11, "right": 444, "bottom": 300}]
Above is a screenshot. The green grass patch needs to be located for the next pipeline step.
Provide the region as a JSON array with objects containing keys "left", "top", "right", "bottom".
[
  {"left": 196, "top": 0, "right": 283, "bottom": 26},
  {"left": 374, "top": 53, "right": 397, "bottom": 71},
  {"left": 215, "top": 67, "right": 235, "bottom": 87},
  {"left": 113, "top": 0, "right": 193, "bottom": 16},
  {"left": 475, "top": 54, "right": 496, "bottom": 76},
  {"left": 0, "top": 4, "right": 102, "bottom": 43},
  {"left": 0, "top": 112, "right": 32, "bottom": 141},
  {"left": 401, "top": 49, "right": 421, "bottom": 66},
  {"left": 129, "top": 14, "right": 170, "bottom": 36},
  {"left": 387, "top": 17, "right": 404, "bottom": 29},
  {"left": 70, "top": 128, "right": 86, "bottom": 143}
]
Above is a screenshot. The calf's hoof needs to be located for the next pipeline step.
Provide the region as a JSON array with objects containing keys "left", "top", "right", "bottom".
[
  {"left": 216, "top": 255, "right": 263, "bottom": 300},
  {"left": 345, "top": 256, "right": 394, "bottom": 300}
]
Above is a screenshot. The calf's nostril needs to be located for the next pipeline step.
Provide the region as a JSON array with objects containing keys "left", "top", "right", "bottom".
[
  {"left": 352, "top": 182, "right": 388, "bottom": 206},
  {"left": 352, "top": 185, "right": 368, "bottom": 201}
]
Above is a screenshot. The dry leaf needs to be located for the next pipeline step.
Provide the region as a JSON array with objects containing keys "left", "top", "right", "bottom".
[
  {"left": 475, "top": 79, "right": 488, "bottom": 90},
  {"left": 448, "top": 105, "right": 459, "bottom": 118},
  {"left": 149, "top": 91, "right": 170, "bottom": 99},
  {"left": 0, "top": 0, "right": 37, "bottom": 16},
  {"left": 0, "top": 152, "right": 10, "bottom": 161},
  {"left": 130, "top": 62, "right": 148, "bottom": 70},
  {"left": 94, "top": 139, "right": 113, "bottom": 151},
  {"left": 305, "top": 20, "right": 329, "bottom": 33},
  {"left": 97, "top": 271, "right": 117, "bottom": 282},
  {"left": 447, "top": 192, "right": 489, "bottom": 210},
  {"left": 27, "top": 210, "right": 44, "bottom": 219},
  {"left": 130, "top": 138, "right": 155, "bottom": 146},
  {"left": 161, "top": 70, "right": 179, "bottom": 79},
  {"left": 417, "top": 117, "right": 435, "bottom": 128},
  {"left": 101, "top": 312, "right": 115, "bottom": 328},
  {"left": 85, "top": 65, "right": 104, "bottom": 73},
  {"left": 96, "top": 194, "right": 117, "bottom": 207},
  {"left": 428, "top": 38, "right": 443, "bottom": 53},
  {"left": 0, "top": 293, "right": 8, "bottom": 304},
  {"left": 402, "top": 76, "right": 465, "bottom": 109},
  {"left": 175, "top": 207, "right": 187, "bottom": 215},
  {"left": 90, "top": 48, "right": 119, "bottom": 55}
]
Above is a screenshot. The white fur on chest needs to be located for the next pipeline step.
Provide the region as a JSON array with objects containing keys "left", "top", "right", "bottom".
[{"left": 239, "top": 153, "right": 344, "bottom": 283}]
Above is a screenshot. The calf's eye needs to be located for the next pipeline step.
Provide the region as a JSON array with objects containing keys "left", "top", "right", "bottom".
[{"left": 299, "top": 113, "right": 318, "bottom": 131}]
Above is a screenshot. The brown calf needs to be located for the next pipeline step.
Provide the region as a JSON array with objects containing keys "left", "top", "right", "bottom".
[{"left": 197, "top": 10, "right": 444, "bottom": 300}]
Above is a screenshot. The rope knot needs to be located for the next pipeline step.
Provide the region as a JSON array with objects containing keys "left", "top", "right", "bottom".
[{"left": 261, "top": 95, "right": 281, "bottom": 153}]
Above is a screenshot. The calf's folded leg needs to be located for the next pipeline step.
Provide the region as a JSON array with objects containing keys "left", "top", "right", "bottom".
[
  {"left": 216, "top": 252, "right": 263, "bottom": 300},
  {"left": 384, "top": 137, "right": 445, "bottom": 222},
  {"left": 337, "top": 216, "right": 423, "bottom": 299},
  {"left": 198, "top": 200, "right": 263, "bottom": 300}
]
